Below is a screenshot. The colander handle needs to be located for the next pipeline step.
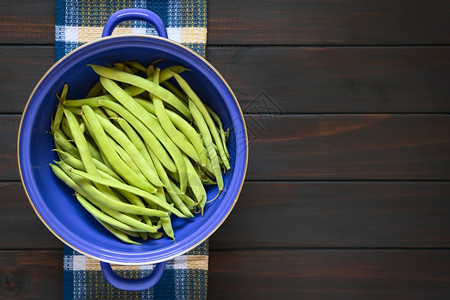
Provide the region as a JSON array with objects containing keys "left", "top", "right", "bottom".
[
  {"left": 100, "top": 261, "right": 166, "bottom": 291},
  {"left": 102, "top": 8, "right": 168, "bottom": 38}
]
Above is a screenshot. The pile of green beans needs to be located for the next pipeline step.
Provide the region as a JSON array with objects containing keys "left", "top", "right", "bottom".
[{"left": 49, "top": 61, "right": 230, "bottom": 244}]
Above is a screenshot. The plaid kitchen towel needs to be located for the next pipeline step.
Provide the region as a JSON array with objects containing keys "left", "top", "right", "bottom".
[{"left": 56, "top": 1, "right": 208, "bottom": 299}]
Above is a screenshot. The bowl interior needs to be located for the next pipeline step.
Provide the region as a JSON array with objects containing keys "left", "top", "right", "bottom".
[{"left": 19, "top": 35, "right": 247, "bottom": 264}]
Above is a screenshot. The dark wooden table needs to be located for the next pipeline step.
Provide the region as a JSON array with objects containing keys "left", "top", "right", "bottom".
[{"left": 1, "top": 1, "right": 450, "bottom": 299}]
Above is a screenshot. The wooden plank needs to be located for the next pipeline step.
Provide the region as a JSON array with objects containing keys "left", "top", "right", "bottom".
[
  {"left": 0, "top": 1, "right": 54, "bottom": 44},
  {"left": 0, "top": 182, "right": 62, "bottom": 249},
  {"left": 0, "top": 47, "right": 54, "bottom": 113},
  {"left": 3, "top": 1, "right": 450, "bottom": 46},
  {"left": 210, "top": 182, "right": 450, "bottom": 249},
  {"left": 0, "top": 250, "right": 62, "bottom": 299},
  {"left": 3, "top": 181, "right": 450, "bottom": 249},
  {"left": 207, "top": 46, "right": 450, "bottom": 113},
  {"left": 0, "top": 116, "right": 20, "bottom": 181},
  {"left": 209, "top": 250, "right": 450, "bottom": 299},
  {"left": 208, "top": 0, "right": 450, "bottom": 45},
  {"left": 6, "top": 114, "right": 450, "bottom": 181},
  {"left": 3, "top": 46, "right": 450, "bottom": 114},
  {"left": 244, "top": 114, "right": 450, "bottom": 180},
  {"left": 1, "top": 249, "right": 449, "bottom": 299}
]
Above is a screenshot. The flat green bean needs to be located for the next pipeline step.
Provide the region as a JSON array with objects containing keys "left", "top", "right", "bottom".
[
  {"left": 151, "top": 68, "right": 200, "bottom": 164},
  {"left": 146, "top": 144, "right": 194, "bottom": 218},
  {"left": 161, "top": 216, "right": 174, "bottom": 240},
  {"left": 75, "top": 193, "right": 145, "bottom": 233},
  {"left": 98, "top": 76, "right": 188, "bottom": 194},
  {"left": 51, "top": 163, "right": 159, "bottom": 233},
  {"left": 110, "top": 112, "right": 156, "bottom": 175},
  {"left": 68, "top": 168, "right": 186, "bottom": 218},
  {"left": 86, "top": 80, "right": 103, "bottom": 98},
  {"left": 95, "top": 111, "right": 162, "bottom": 187},
  {"left": 89, "top": 64, "right": 191, "bottom": 119},
  {"left": 135, "top": 97, "right": 208, "bottom": 167},
  {"left": 189, "top": 100, "right": 224, "bottom": 191},
  {"left": 183, "top": 155, "right": 207, "bottom": 213},
  {"left": 54, "top": 149, "right": 121, "bottom": 182},
  {"left": 53, "top": 130, "right": 79, "bottom": 158},
  {"left": 97, "top": 99, "right": 177, "bottom": 174},
  {"left": 171, "top": 72, "right": 230, "bottom": 170},
  {"left": 205, "top": 104, "right": 229, "bottom": 157},
  {"left": 96, "top": 218, "right": 141, "bottom": 245},
  {"left": 81, "top": 105, "right": 157, "bottom": 194}
]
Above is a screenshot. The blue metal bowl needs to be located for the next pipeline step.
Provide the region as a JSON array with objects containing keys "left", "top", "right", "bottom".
[{"left": 17, "top": 9, "right": 247, "bottom": 290}]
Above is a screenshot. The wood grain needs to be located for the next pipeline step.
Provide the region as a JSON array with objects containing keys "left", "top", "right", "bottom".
[
  {"left": 0, "top": 47, "right": 53, "bottom": 113},
  {"left": 208, "top": 0, "right": 450, "bottom": 45},
  {"left": 3, "top": 46, "right": 450, "bottom": 114},
  {"left": 0, "top": 116, "right": 19, "bottom": 181},
  {"left": 2, "top": 1, "right": 450, "bottom": 46},
  {"left": 210, "top": 182, "right": 450, "bottom": 249},
  {"left": 3, "top": 181, "right": 450, "bottom": 250},
  {"left": 7, "top": 115, "right": 450, "bottom": 181},
  {"left": 208, "top": 250, "right": 450, "bottom": 299},
  {"left": 2, "top": 249, "right": 449, "bottom": 299},
  {"left": 0, "top": 182, "right": 61, "bottom": 250},
  {"left": 245, "top": 114, "right": 450, "bottom": 180},
  {"left": 0, "top": 1, "right": 54, "bottom": 44},
  {"left": 0, "top": 250, "right": 62, "bottom": 299},
  {"left": 207, "top": 46, "right": 450, "bottom": 113}
]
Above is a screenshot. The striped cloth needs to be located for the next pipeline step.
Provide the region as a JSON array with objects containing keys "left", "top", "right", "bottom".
[{"left": 55, "top": 1, "right": 208, "bottom": 299}]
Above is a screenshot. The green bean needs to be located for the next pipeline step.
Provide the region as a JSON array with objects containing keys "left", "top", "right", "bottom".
[
  {"left": 193, "top": 163, "right": 217, "bottom": 186},
  {"left": 56, "top": 84, "right": 68, "bottom": 104},
  {"left": 147, "top": 232, "right": 164, "bottom": 239},
  {"left": 63, "top": 109, "right": 121, "bottom": 201},
  {"left": 109, "top": 111, "right": 156, "bottom": 175},
  {"left": 97, "top": 168, "right": 156, "bottom": 213},
  {"left": 65, "top": 108, "right": 104, "bottom": 162},
  {"left": 159, "top": 65, "right": 189, "bottom": 83},
  {"left": 161, "top": 80, "right": 188, "bottom": 103},
  {"left": 151, "top": 68, "right": 200, "bottom": 164},
  {"left": 98, "top": 76, "right": 188, "bottom": 194},
  {"left": 68, "top": 168, "right": 186, "bottom": 218},
  {"left": 116, "top": 227, "right": 142, "bottom": 238},
  {"left": 146, "top": 144, "right": 194, "bottom": 218},
  {"left": 64, "top": 66, "right": 188, "bottom": 108},
  {"left": 55, "top": 161, "right": 163, "bottom": 219},
  {"left": 63, "top": 109, "right": 98, "bottom": 175},
  {"left": 161, "top": 216, "right": 174, "bottom": 240},
  {"left": 89, "top": 64, "right": 191, "bottom": 119},
  {"left": 171, "top": 72, "right": 230, "bottom": 170},
  {"left": 113, "top": 62, "right": 126, "bottom": 72},
  {"left": 52, "top": 104, "right": 64, "bottom": 133},
  {"left": 64, "top": 167, "right": 167, "bottom": 218},
  {"left": 86, "top": 80, "right": 103, "bottom": 98},
  {"left": 126, "top": 61, "right": 147, "bottom": 73},
  {"left": 54, "top": 149, "right": 121, "bottom": 181},
  {"left": 205, "top": 105, "right": 229, "bottom": 157},
  {"left": 97, "top": 99, "right": 177, "bottom": 174},
  {"left": 51, "top": 163, "right": 159, "bottom": 233},
  {"left": 189, "top": 100, "right": 224, "bottom": 191},
  {"left": 53, "top": 130, "right": 79, "bottom": 158},
  {"left": 135, "top": 97, "right": 208, "bottom": 167},
  {"left": 95, "top": 111, "right": 162, "bottom": 187},
  {"left": 183, "top": 155, "right": 207, "bottom": 213},
  {"left": 60, "top": 117, "right": 74, "bottom": 139},
  {"left": 96, "top": 218, "right": 141, "bottom": 245},
  {"left": 109, "top": 137, "right": 144, "bottom": 176},
  {"left": 74, "top": 193, "right": 145, "bottom": 233},
  {"left": 81, "top": 105, "right": 157, "bottom": 194},
  {"left": 169, "top": 180, "right": 196, "bottom": 210}
]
